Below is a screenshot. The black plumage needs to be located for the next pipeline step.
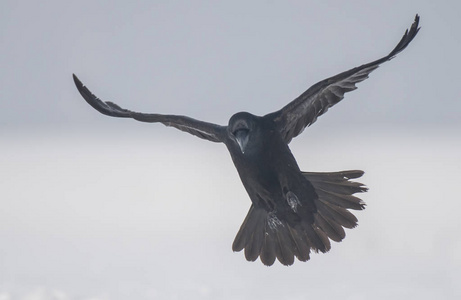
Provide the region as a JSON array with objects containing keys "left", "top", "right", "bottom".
[{"left": 73, "top": 15, "right": 420, "bottom": 266}]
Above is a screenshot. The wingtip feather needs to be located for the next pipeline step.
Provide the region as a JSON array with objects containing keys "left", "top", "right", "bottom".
[{"left": 72, "top": 73, "right": 83, "bottom": 89}]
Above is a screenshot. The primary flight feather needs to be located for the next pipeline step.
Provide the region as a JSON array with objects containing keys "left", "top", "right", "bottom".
[{"left": 73, "top": 15, "right": 420, "bottom": 266}]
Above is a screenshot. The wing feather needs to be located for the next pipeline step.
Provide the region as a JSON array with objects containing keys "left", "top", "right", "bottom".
[
  {"left": 269, "top": 15, "right": 420, "bottom": 143},
  {"left": 73, "top": 74, "right": 225, "bottom": 143}
]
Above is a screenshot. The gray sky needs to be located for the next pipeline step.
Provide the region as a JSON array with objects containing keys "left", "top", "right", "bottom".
[
  {"left": 1, "top": 1, "right": 461, "bottom": 300},
  {"left": 1, "top": 0, "right": 460, "bottom": 132}
]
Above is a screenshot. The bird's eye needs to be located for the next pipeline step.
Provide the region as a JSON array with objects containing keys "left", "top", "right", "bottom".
[{"left": 233, "top": 128, "right": 249, "bottom": 137}]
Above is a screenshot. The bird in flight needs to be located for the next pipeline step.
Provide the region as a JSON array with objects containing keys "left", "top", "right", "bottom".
[{"left": 73, "top": 15, "right": 420, "bottom": 266}]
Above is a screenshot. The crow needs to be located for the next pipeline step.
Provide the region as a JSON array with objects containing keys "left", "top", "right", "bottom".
[{"left": 73, "top": 15, "right": 420, "bottom": 266}]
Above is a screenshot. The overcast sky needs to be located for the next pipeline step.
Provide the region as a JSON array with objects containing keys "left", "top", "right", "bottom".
[
  {"left": 1, "top": 0, "right": 460, "bottom": 132},
  {"left": 1, "top": 1, "right": 461, "bottom": 300}
]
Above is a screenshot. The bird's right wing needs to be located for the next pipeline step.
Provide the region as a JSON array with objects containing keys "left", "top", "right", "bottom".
[{"left": 73, "top": 74, "right": 226, "bottom": 143}]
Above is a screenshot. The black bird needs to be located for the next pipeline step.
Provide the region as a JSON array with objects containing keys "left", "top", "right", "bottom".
[{"left": 73, "top": 15, "right": 420, "bottom": 266}]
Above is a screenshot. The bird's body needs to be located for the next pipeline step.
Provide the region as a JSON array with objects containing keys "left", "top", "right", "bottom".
[
  {"left": 73, "top": 15, "right": 420, "bottom": 266},
  {"left": 224, "top": 112, "right": 363, "bottom": 265},
  {"left": 226, "top": 114, "right": 316, "bottom": 222}
]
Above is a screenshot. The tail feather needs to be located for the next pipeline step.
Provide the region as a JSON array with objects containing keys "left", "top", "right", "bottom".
[
  {"left": 275, "top": 225, "right": 295, "bottom": 265},
  {"left": 313, "top": 181, "right": 367, "bottom": 195},
  {"left": 232, "top": 205, "right": 262, "bottom": 252},
  {"left": 303, "top": 170, "right": 365, "bottom": 181},
  {"left": 287, "top": 226, "right": 311, "bottom": 262},
  {"left": 314, "top": 213, "right": 346, "bottom": 242},
  {"left": 307, "top": 170, "right": 365, "bottom": 230},
  {"left": 233, "top": 170, "right": 366, "bottom": 266},
  {"left": 315, "top": 197, "right": 359, "bottom": 229},
  {"left": 316, "top": 189, "right": 365, "bottom": 210},
  {"left": 243, "top": 210, "right": 265, "bottom": 261},
  {"left": 260, "top": 229, "right": 276, "bottom": 266},
  {"left": 303, "top": 221, "right": 331, "bottom": 253}
]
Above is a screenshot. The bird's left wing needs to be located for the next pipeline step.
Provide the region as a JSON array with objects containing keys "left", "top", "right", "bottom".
[
  {"left": 73, "top": 74, "right": 226, "bottom": 143},
  {"left": 267, "top": 15, "right": 420, "bottom": 144}
]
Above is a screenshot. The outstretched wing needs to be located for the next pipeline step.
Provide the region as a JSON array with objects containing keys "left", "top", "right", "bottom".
[
  {"left": 73, "top": 74, "right": 226, "bottom": 143},
  {"left": 268, "top": 14, "right": 420, "bottom": 144}
]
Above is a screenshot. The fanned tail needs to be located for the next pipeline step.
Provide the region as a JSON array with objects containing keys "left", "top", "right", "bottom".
[{"left": 232, "top": 170, "right": 366, "bottom": 266}]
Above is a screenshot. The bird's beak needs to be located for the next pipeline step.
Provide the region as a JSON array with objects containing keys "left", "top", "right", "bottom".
[{"left": 235, "top": 129, "right": 249, "bottom": 154}]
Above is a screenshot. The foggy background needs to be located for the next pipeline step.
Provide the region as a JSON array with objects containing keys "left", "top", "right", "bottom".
[{"left": 1, "top": 1, "right": 460, "bottom": 299}]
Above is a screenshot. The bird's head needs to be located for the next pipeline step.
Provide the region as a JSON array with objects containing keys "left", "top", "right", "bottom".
[{"left": 228, "top": 112, "right": 259, "bottom": 154}]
